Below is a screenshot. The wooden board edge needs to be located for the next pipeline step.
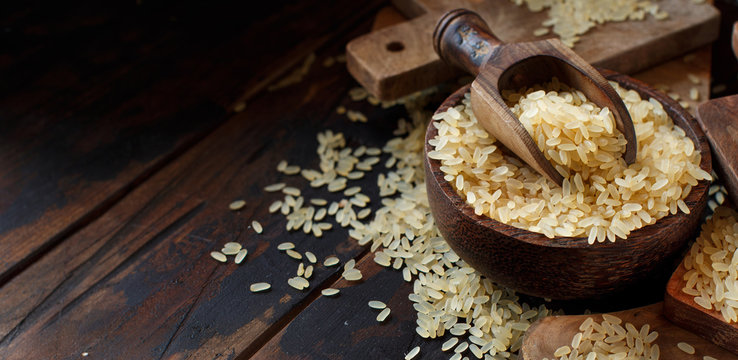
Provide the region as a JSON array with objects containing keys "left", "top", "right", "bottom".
[{"left": 593, "top": 9, "right": 720, "bottom": 74}]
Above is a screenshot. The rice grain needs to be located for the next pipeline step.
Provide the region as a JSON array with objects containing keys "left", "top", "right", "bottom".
[
  {"left": 323, "top": 256, "right": 340, "bottom": 267},
  {"left": 377, "top": 307, "right": 391, "bottom": 322},
  {"left": 250, "top": 282, "right": 271, "bottom": 292},
  {"left": 210, "top": 251, "right": 227, "bottom": 263},
  {"left": 264, "top": 183, "right": 286, "bottom": 192},
  {"left": 322, "top": 288, "right": 340, "bottom": 296},
  {"left": 229, "top": 200, "right": 246, "bottom": 211},
  {"left": 677, "top": 342, "right": 695, "bottom": 354},
  {"left": 235, "top": 249, "right": 248, "bottom": 264},
  {"left": 305, "top": 251, "right": 317, "bottom": 264},
  {"left": 368, "top": 300, "right": 386, "bottom": 309},
  {"left": 252, "top": 220, "right": 263, "bottom": 233},
  {"left": 286, "top": 249, "right": 302, "bottom": 260},
  {"left": 405, "top": 346, "right": 420, "bottom": 360}
]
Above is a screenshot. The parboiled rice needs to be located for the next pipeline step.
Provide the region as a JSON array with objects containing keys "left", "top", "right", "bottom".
[
  {"left": 545, "top": 314, "right": 659, "bottom": 360},
  {"left": 429, "top": 80, "right": 709, "bottom": 242},
  {"left": 681, "top": 206, "right": 738, "bottom": 323},
  {"left": 321, "top": 288, "right": 340, "bottom": 296},
  {"left": 262, "top": 86, "right": 556, "bottom": 359},
  {"left": 235, "top": 249, "right": 248, "bottom": 264},
  {"left": 228, "top": 200, "right": 246, "bottom": 211},
  {"left": 512, "top": 0, "right": 668, "bottom": 47},
  {"left": 250, "top": 282, "right": 271, "bottom": 292},
  {"left": 677, "top": 342, "right": 695, "bottom": 355}
]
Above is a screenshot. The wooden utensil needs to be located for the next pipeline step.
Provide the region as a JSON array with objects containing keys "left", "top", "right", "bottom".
[
  {"left": 346, "top": 0, "right": 719, "bottom": 101},
  {"left": 424, "top": 73, "right": 711, "bottom": 300},
  {"left": 664, "top": 260, "right": 738, "bottom": 355},
  {"left": 663, "top": 33, "right": 738, "bottom": 352},
  {"left": 432, "top": 9, "right": 636, "bottom": 186},
  {"left": 693, "top": 95, "right": 738, "bottom": 207},
  {"left": 521, "top": 303, "right": 738, "bottom": 359}
]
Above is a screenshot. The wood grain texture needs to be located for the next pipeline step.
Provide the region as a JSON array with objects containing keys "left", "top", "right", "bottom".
[
  {"left": 0, "top": 0, "right": 224, "bottom": 287},
  {"left": 522, "top": 303, "right": 738, "bottom": 360},
  {"left": 664, "top": 258, "right": 738, "bottom": 355},
  {"left": 347, "top": 0, "right": 720, "bottom": 100},
  {"left": 433, "top": 9, "right": 635, "bottom": 186},
  {"left": 424, "top": 72, "right": 711, "bottom": 299},
  {"left": 0, "top": 1, "right": 396, "bottom": 359},
  {"left": 251, "top": 254, "right": 436, "bottom": 360},
  {"left": 0, "top": 55, "right": 393, "bottom": 360},
  {"left": 695, "top": 95, "right": 738, "bottom": 208},
  {"left": 372, "top": 6, "right": 408, "bottom": 31},
  {"left": 0, "top": 0, "right": 361, "bottom": 289}
]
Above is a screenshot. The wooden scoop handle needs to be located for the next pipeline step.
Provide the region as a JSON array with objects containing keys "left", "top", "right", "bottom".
[{"left": 433, "top": 9, "right": 502, "bottom": 76}]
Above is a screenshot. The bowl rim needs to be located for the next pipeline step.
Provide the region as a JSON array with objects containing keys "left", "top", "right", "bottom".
[{"left": 424, "top": 70, "right": 712, "bottom": 249}]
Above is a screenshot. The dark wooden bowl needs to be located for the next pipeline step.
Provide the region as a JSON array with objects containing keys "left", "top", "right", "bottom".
[
  {"left": 521, "top": 303, "right": 738, "bottom": 359},
  {"left": 424, "top": 71, "right": 712, "bottom": 300}
]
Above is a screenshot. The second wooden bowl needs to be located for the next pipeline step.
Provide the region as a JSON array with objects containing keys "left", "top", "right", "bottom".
[
  {"left": 664, "top": 255, "right": 738, "bottom": 354},
  {"left": 424, "top": 71, "right": 711, "bottom": 300}
]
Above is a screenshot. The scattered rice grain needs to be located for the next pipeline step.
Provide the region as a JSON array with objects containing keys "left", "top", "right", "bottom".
[
  {"left": 368, "top": 300, "right": 386, "bottom": 309},
  {"left": 277, "top": 242, "right": 295, "bottom": 251},
  {"left": 264, "top": 183, "right": 286, "bottom": 192},
  {"left": 377, "top": 307, "right": 391, "bottom": 322},
  {"left": 210, "top": 251, "right": 227, "bottom": 263},
  {"left": 405, "top": 346, "right": 420, "bottom": 360},
  {"left": 250, "top": 282, "right": 270, "bottom": 292},
  {"left": 322, "top": 288, "right": 340, "bottom": 296},
  {"left": 286, "top": 249, "right": 302, "bottom": 260},
  {"left": 229, "top": 200, "right": 246, "bottom": 211},
  {"left": 677, "top": 342, "right": 695, "bottom": 354},
  {"left": 252, "top": 220, "right": 263, "bottom": 234}
]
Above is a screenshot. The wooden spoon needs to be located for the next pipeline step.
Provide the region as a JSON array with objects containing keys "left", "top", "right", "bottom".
[
  {"left": 432, "top": 9, "right": 637, "bottom": 186},
  {"left": 521, "top": 303, "right": 738, "bottom": 359},
  {"left": 664, "top": 259, "right": 738, "bottom": 355}
]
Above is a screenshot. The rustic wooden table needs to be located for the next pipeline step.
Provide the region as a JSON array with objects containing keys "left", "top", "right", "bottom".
[{"left": 0, "top": 1, "right": 717, "bottom": 359}]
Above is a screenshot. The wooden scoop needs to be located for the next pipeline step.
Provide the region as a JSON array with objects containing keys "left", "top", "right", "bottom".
[
  {"left": 433, "top": 9, "right": 637, "bottom": 186},
  {"left": 664, "top": 258, "right": 738, "bottom": 355},
  {"left": 692, "top": 95, "right": 738, "bottom": 207},
  {"left": 521, "top": 303, "right": 738, "bottom": 359}
]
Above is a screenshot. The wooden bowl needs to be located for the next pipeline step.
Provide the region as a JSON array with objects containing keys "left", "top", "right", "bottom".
[
  {"left": 521, "top": 303, "right": 738, "bottom": 359},
  {"left": 664, "top": 259, "right": 738, "bottom": 354},
  {"left": 424, "top": 71, "right": 711, "bottom": 299}
]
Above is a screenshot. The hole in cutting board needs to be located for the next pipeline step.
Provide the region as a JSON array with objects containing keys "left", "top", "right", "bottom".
[{"left": 386, "top": 41, "right": 405, "bottom": 52}]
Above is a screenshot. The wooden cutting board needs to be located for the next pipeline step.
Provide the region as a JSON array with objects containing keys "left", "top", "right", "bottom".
[{"left": 347, "top": 0, "right": 720, "bottom": 100}]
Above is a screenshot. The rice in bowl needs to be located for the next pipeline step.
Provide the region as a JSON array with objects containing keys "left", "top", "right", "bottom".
[{"left": 428, "top": 80, "right": 710, "bottom": 243}]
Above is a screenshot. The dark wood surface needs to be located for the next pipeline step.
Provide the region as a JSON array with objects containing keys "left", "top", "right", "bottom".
[
  {"left": 0, "top": 0, "right": 392, "bottom": 358},
  {"left": 0, "top": 1, "right": 729, "bottom": 359}
]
